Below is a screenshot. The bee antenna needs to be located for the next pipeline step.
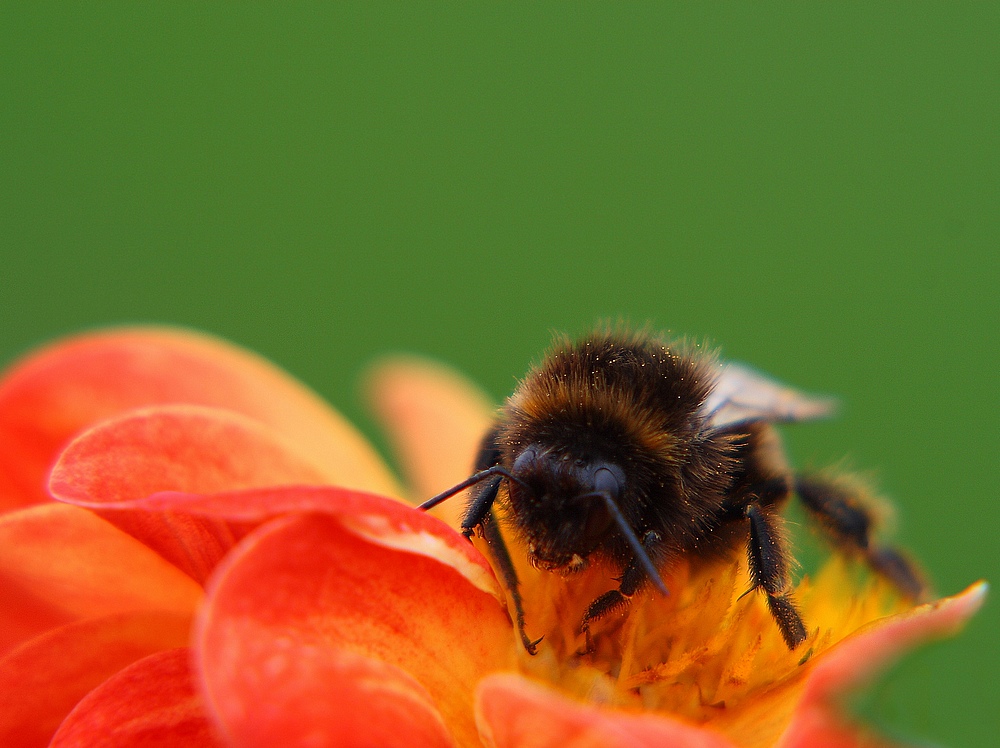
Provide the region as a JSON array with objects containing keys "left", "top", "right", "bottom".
[
  {"left": 418, "top": 466, "right": 528, "bottom": 511},
  {"left": 576, "top": 491, "right": 669, "bottom": 596}
]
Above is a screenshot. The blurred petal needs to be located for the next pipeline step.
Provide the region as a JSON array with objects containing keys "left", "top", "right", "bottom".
[
  {"left": 0, "top": 504, "right": 201, "bottom": 655},
  {"left": 49, "top": 648, "right": 223, "bottom": 748},
  {"left": 476, "top": 673, "right": 738, "bottom": 748},
  {"left": 779, "top": 713, "right": 905, "bottom": 748},
  {"left": 0, "top": 610, "right": 192, "bottom": 748},
  {"left": 777, "top": 581, "right": 987, "bottom": 748},
  {"left": 197, "top": 501, "right": 514, "bottom": 748},
  {"left": 365, "top": 357, "right": 494, "bottom": 524},
  {"left": 0, "top": 327, "right": 399, "bottom": 511},
  {"left": 48, "top": 405, "right": 338, "bottom": 582}
]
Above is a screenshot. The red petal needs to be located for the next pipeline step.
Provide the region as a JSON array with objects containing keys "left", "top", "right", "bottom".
[
  {"left": 48, "top": 405, "right": 337, "bottom": 582},
  {"left": 49, "top": 648, "right": 223, "bottom": 748},
  {"left": 207, "top": 637, "right": 456, "bottom": 748},
  {"left": 778, "top": 582, "right": 987, "bottom": 748},
  {"left": 0, "top": 610, "right": 192, "bottom": 748},
  {"left": 196, "top": 504, "right": 514, "bottom": 748},
  {"left": 476, "top": 673, "right": 738, "bottom": 748},
  {"left": 0, "top": 327, "right": 399, "bottom": 512},
  {"left": 0, "top": 504, "right": 201, "bottom": 655},
  {"left": 366, "top": 357, "right": 494, "bottom": 524},
  {"left": 115, "top": 483, "right": 485, "bottom": 540}
]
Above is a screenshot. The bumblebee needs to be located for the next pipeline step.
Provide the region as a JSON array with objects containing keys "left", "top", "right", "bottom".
[{"left": 421, "top": 329, "right": 924, "bottom": 653}]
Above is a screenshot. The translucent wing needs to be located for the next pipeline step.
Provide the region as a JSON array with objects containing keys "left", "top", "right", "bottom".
[{"left": 701, "top": 362, "right": 837, "bottom": 430}]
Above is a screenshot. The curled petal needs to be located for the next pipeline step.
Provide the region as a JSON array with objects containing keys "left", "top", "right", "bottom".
[
  {"left": 366, "top": 357, "right": 494, "bottom": 524},
  {"left": 120, "top": 485, "right": 503, "bottom": 601},
  {"left": 50, "top": 405, "right": 333, "bottom": 505},
  {"left": 49, "top": 648, "right": 223, "bottom": 748},
  {"left": 0, "top": 611, "right": 193, "bottom": 748},
  {"left": 197, "top": 506, "right": 515, "bottom": 748},
  {"left": 476, "top": 673, "right": 738, "bottom": 748},
  {"left": 778, "top": 581, "right": 988, "bottom": 748},
  {"left": 0, "top": 504, "right": 201, "bottom": 655},
  {"left": 48, "top": 405, "right": 338, "bottom": 582},
  {"left": 0, "top": 327, "right": 399, "bottom": 512}
]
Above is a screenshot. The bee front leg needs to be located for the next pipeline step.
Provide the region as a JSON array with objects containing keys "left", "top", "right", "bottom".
[
  {"left": 745, "top": 504, "right": 808, "bottom": 648},
  {"left": 480, "top": 508, "right": 541, "bottom": 655},
  {"left": 462, "top": 425, "right": 504, "bottom": 537},
  {"left": 461, "top": 475, "right": 501, "bottom": 538},
  {"left": 579, "top": 532, "right": 661, "bottom": 637}
]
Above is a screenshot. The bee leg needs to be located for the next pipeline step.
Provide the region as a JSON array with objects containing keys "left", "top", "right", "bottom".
[
  {"left": 460, "top": 475, "right": 501, "bottom": 539},
  {"left": 461, "top": 425, "right": 504, "bottom": 538},
  {"left": 795, "top": 476, "right": 926, "bottom": 599},
  {"left": 581, "top": 590, "right": 629, "bottom": 630},
  {"left": 746, "top": 504, "right": 808, "bottom": 648},
  {"left": 577, "top": 581, "right": 633, "bottom": 655},
  {"left": 579, "top": 533, "right": 658, "bottom": 635},
  {"left": 480, "top": 508, "right": 541, "bottom": 655}
]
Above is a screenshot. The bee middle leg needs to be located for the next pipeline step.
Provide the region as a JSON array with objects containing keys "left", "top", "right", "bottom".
[
  {"left": 745, "top": 503, "right": 808, "bottom": 648},
  {"left": 722, "top": 477, "right": 808, "bottom": 648}
]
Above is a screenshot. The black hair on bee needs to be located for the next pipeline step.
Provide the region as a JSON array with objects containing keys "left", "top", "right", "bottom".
[{"left": 420, "top": 328, "right": 925, "bottom": 654}]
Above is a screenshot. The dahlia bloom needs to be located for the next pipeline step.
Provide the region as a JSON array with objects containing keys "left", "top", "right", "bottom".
[{"left": 0, "top": 328, "right": 984, "bottom": 748}]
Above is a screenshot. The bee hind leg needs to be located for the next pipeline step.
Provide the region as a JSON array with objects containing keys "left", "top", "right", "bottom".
[{"left": 795, "top": 476, "right": 926, "bottom": 600}]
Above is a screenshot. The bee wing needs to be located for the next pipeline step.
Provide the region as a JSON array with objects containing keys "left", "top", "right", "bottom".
[{"left": 702, "top": 362, "right": 837, "bottom": 429}]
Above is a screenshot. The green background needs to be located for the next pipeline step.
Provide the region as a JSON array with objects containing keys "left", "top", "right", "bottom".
[{"left": 2, "top": 4, "right": 996, "bottom": 745}]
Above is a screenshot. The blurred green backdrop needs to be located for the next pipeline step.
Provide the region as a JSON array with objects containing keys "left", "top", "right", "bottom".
[{"left": 2, "top": 4, "right": 996, "bottom": 745}]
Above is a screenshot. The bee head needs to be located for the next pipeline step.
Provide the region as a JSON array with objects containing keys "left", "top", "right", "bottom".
[{"left": 507, "top": 445, "right": 626, "bottom": 570}]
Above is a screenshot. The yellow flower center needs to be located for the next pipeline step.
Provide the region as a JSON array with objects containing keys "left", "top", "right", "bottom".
[{"left": 480, "top": 530, "right": 910, "bottom": 748}]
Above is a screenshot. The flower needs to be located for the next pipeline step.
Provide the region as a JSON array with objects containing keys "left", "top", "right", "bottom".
[{"left": 0, "top": 328, "right": 985, "bottom": 748}]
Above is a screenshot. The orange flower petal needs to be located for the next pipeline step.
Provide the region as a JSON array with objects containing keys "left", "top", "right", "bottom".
[
  {"left": 48, "top": 405, "right": 341, "bottom": 582},
  {"left": 476, "top": 673, "right": 738, "bottom": 748},
  {"left": 0, "top": 504, "right": 202, "bottom": 655},
  {"left": 207, "top": 634, "right": 457, "bottom": 748},
  {"left": 49, "top": 648, "right": 223, "bottom": 748},
  {"left": 196, "top": 499, "right": 515, "bottom": 748},
  {"left": 0, "top": 327, "right": 400, "bottom": 512},
  {"left": 777, "top": 581, "right": 987, "bottom": 748},
  {"left": 365, "top": 357, "right": 495, "bottom": 524},
  {"left": 0, "top": 610, "right": 193, "bottom": 748}
]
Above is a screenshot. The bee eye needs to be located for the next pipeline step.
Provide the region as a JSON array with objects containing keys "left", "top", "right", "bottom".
[
  {"left": 593, "top": 466, "right": 622, "bottom": 500},
  {"left": 512, "top": 447, "right": 538, "bottom": 475}
]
